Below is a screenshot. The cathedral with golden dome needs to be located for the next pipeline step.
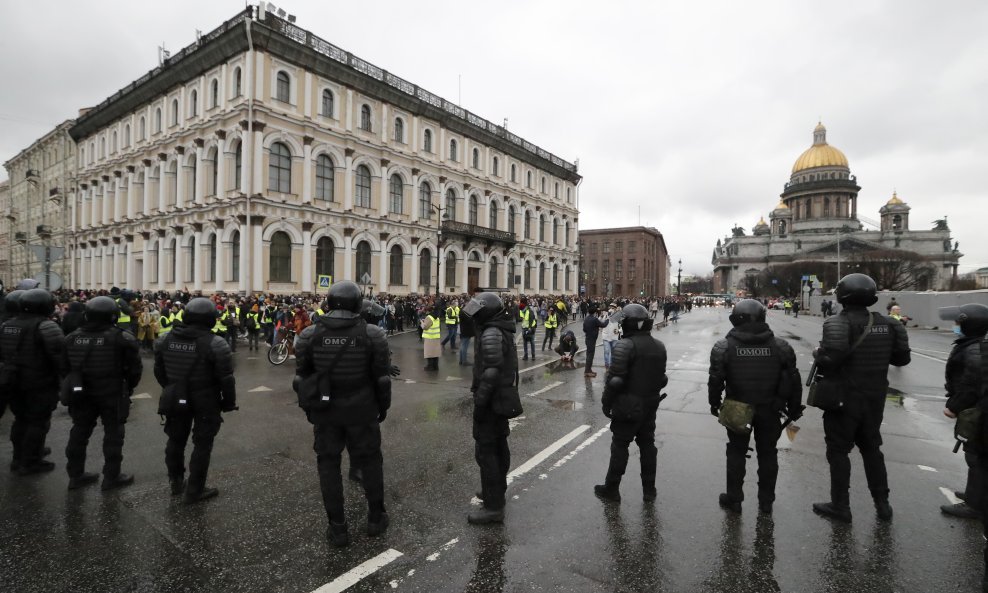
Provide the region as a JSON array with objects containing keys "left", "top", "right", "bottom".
[{"left": 712, "top": 123, "right": 962, "bottom": 294}]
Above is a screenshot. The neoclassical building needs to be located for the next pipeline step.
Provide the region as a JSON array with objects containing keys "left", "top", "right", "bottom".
[
  {"left": 712, "top": 123, "right": 961, "bottom": 293},
  {"left": 67, "top": 6, "right": 581, "bottom": 296}
]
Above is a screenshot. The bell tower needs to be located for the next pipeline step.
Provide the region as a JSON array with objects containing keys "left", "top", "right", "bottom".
[{"left": 879, "top": 191, "right": 910, "bottom": 231}]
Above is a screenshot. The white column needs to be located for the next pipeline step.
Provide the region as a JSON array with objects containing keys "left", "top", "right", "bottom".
[
  {"left": 410, "top": 173, "right": 420, "bottom": 223},
  {"left": 126, "top": 172, "right": 136, "bottom": 219},
  {"left": 439, "top": 128, "right": 446, "bottom": 164},
  {"left": 238, "top": 223, "right": 248, "bottom": 293},
  {"left": 410, "top": 246, "right": 419, "bottom": 290},
  {"left": 215, "top": 136, "right": 226, "bottom": 200},
  {"left": 81, "top": 189, "right": 90, "bottom": 228},
  {"left": 378, "top": 170, "right": 388, "bottom": 216},
  {"left": 343, "top": 237, "right": 353, "bottom": 280},
  {"left": 192, "top": 229, "right": 203, "bottom": 291},
  {"left": 345, "top": 89, "right": 354, "bottom": 131},
  {"left": 302, "top": 143, "right": 313, "bottom": 204},
  {"left": 158, "top": 239, "right": 168, "bottom": 289},
  {"left": 111, "top": 245, "right": 121, "bottom": 287},
  {"left": 343, "top": 154, "right": 354, "bottom": 210},
  {"left": 381, "top": 104, "right": 389, "bottom": 144},
  {"left": 143, "top": 168, "right": 152, "bottom": 216},
  {"left": 91, "top": 185, "right": 99, "bottom": 226},
  {"left": 411, "top": 116, "right": 419, "bottom": 154},
  {"left": 214, "top": 233, "right": 226, "bottom": 293},
  {"left": 304, "top": 72, "right": 313, "bottom": 119},
  {"left": 301, "top": 228, "right": 312, "bottom": 292},
  {"left": 252, "top": 129, "right": 264, "bottom": 194},
  {"left": 101, "top": 247, "right": 111, "bottom": 288},
  {"left": 126, "top": 241, "right": 136, "bottom": 288},
  {"left": 80, "top": 247, "right": 88, "bottom": 288},
  {"left": 438, "top": 248, "right": 445, "bottom": 293},
  {"left": 377, "top": 246, "right": 387, "bottom": 293},
  {"left": 461, "top": 256, "right": 469, "bottom": 290},
  {"left": 91, "top": 247, "right": 99, "bottom": 288},
  {"left": 239, "top": 141, "right": 250, "bottom": 194},
  {"left": 158, "top": 161, "right": 168, "bottom": 212},
  {"left": 194, "top": 145, "right": 205, "bottom": 204},
  {"left": 102, "top": 184, "right": 111, "bottom": 224},
  {"left": 114, "top": 177, "right": 124, "bottom": 222},
  {"left": 251, "top": 224, "right": 263, "bottom": 292},
  {"left": 141, "top": 244, "right": 150, "bottom": 290},
  {"left": 175, "top": 158, "right": 186, "bottom": 209},
  {"left": 174, "top": 232, "right": 185, "bottom": 290}
]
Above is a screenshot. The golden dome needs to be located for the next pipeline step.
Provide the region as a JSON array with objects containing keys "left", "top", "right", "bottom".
[
  {"left": 791, "top": 122, "right": 849, "bottom": 173},
  {"left": 774, "top": 199, "right": 788, "bottom": 210},
  {"left": 755, "top": 216, "right": 768, "bottom": 227},
  {"left": 886, "top": 191, "right": 903, "bottom": 205}
]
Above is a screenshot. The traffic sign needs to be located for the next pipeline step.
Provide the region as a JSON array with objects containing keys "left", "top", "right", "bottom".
[
  {"left": 360, "top": 272, "right": 372, "bottom": 285},
  {"left": 317, "top": 275, "right": 333, "bottom": 289}
]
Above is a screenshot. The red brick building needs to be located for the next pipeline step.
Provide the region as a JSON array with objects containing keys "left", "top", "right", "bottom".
[{"left": 578, "top": 226, "right": 670, "bottom": 297}]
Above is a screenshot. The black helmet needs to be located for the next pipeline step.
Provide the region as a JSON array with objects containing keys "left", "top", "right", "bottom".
[
  {"left": 462, "top": 292, "right": 504, "bottom": 327},
  {"left": 620, "top": 303, "right": 652, "bottom": 334},
  {"left": 183, "top": 297, "right": 218, "bottom": 329},
  {"left": 361, "top": 299, "right": 385, "bottom": 324},
  {"left": 835, "top": 273, "right": 878, "bottom": 306},
  {"left": 21, "top": 288, "right": 55, "bottom": 316},
  {"left": 957, "top": 303, "right": 988, "bottom": 337},
  {"left": 4, "top": 290, "right": 25, "bottom": 316},
  {"left": 327, "top": 281, "right": 362, "bottom": 313},
  {"left": 729, "top": 299, "right": 767, "bottom": 327},
  {"left": 85, "top": 296, "right": 119, "bottom": 326},
  {"left": 120, "top": 289, "right": 135, "bottom": 302},
  {"left": 14, "top": 278, "right": 40, "bottom": 291}
]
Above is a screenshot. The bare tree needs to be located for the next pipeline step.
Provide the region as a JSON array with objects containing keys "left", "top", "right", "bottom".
[{"left": 848, "top": 249, "right": 935, "bottom": 291}]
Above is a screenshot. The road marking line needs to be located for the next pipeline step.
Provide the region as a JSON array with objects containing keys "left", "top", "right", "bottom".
[
  {"left": 913, "top": 351, "right": 947, "bottom": 364},
  {"left": 918, "top": 465, "right": 937, "bottom": 472},
  {"left": 507, "top": 416, "right": 526, "bottom": 430},
  {"left": 445, "top": 376, "right": 460, "bottom": 381},
  {"left": 506, "top": 425, "right": 590, "bottom": 485},
  {"left": 939, "top": 487, "right": 961, "bottom": 505},
  {"left": 526, "top": 381, "right": 564, "bottom": 397},
  {"left": 312, "top": 548, "right": 403, "bottom": 593},
  {"left": 248, "top": 386, "right": 272, "bottom": 393},
  {"left": 550, "top": 425, "right": 611, "bottom": 471},
  {"left": 131, "top": 393, "right": 152, "bottom": 400}
]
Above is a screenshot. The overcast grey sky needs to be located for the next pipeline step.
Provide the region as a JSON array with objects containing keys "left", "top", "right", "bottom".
[{"left": 2, "top": 0, "right": 985, "bottom": 278}]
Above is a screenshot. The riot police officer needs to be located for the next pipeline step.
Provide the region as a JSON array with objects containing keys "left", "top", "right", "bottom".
[
  {"left": 939, "top": 303, "right": 988, "bottom": 519},
  {"left": 111, "top": 287, "right": 136, "bottom": 334},
  {"left": 708, "top": 299, "right": 802, "bottom": 514},
  {"left": 594, "top": 304, "right": 667, "bottom": 502},
  {"left": 1, "top": 287, "right": 64, "bottom": 475},
  {"left": 462, "top": 292, "right": 519, "bottom": 524},
  {"left": 294, "top": 281, "right": 392, "bottom": 547},
  {"left": 62, "top": 297, "right": 143, "bottom": 490},
  {"left": 812, "top": 273, "right": 910, "bottom": 523},
  {"left": 0, "top": 290, "right": 26, "bottom": 423},
  {"left": 154, "top": 297, "right": 237, "bottom": 504}
]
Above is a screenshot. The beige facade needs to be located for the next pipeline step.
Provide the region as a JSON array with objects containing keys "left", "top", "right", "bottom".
[
  {"left": 67, "top": 7, "right": 581, "bottom": 296},
  {"left": 2, "top": 122, "right": 76, "bottom": 288}
]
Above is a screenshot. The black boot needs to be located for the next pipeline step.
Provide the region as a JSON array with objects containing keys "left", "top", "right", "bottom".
[
  {"left": 102, "top": 473, "right": 134, "bottom": 491},
  {"left": 16, "top": 460, "right": 55, "bottom": 476},
  {"left": 813, "top": 501, "right": 852, "bottom": 523},
  {"left": 719, "top": 493, "right": 742, "bottom": 513},
  {"left": 170, "top": 477, "right": 186, "bottom": 496},
  {"left": 327, "top": 521, "right": 350, "bottom": 547},
  {"left": 183, "top": 487, "right": 219, "bottom": 505},
  {"left": 940, "top": 502, "right": 979, "bottom": 519},
  {"left": 643, "top": 487, "right": 657, "bottom": 502},
  {"left": 875, "top": 499, "right": 893, "bottom": 521},
  {"left": 467, "top": 506, "right": 505, "bottom": 524},
  {"left": 68, "top": 472, "right": 100, "bottom": 490},
  {"left": 348, "top": 467, "right": 363, "bottom": 483},
  {"left": 594, "top": 483, "right": 621, "bottom": 503},
  {"left": 367, "top": 512, "right": 390, "bottom": 537}
]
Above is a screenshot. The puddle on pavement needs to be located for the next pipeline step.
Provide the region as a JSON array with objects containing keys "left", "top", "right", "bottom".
[
  {"left": 546, "top": 399, "right": 584, "bottom": 411},
  {"left": 520, "top": 375, "right": 535, "bottom": 384}
]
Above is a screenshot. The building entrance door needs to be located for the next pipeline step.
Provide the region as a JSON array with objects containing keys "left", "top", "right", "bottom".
[{"left": 468, "top": 267, "right": 480, "bottom": 293}]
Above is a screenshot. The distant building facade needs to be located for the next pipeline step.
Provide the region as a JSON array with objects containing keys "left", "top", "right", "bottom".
[
  {"left": 712, "top": 123, "right": 961, "bottom": 294},
  {"left": 64, "top": 6, "right": 580, "bottom": 295},
  {"left": 977, "top": 267, "right": 988, "bottom": 289},
  {"left": 578, "top": 226, "right": 670, "bottom": 298}
]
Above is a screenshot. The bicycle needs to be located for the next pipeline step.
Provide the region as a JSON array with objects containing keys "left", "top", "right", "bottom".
[{"left": 267, "top": 327, "right": 297, "bottom": 365}]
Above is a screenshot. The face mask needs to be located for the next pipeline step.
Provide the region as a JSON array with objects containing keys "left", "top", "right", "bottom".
[{"left": 953, "top": 325, "right": 964, "bottom": 337}]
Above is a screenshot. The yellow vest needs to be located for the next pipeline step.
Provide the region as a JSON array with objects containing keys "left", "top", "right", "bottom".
[
  {"left": 519, "top": 308, "right": 536, "bottom": 328},
  {"left": 115, "top": 298, "right": 131, "bottom": 324},
  {"left": 159, "top": 313, "right": 175, "bottom": 334},
  {"left": 445, "top": 306, "right": 460, "bottom": 326},
  {"left": 246, "top": 312, "right": 260, "bottom": 330},
  {"left": 545, "top": 313, "right": 558, "bottom": 329},
  {"left": 213, "top": 310, "right": 228, "bottom": 334},
  {"left": 423, "top": 315, "right": 441, "bottom": 339}
]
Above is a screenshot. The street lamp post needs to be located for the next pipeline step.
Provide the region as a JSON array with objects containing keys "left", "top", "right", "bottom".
[
  {"left": 428, "top": 202, "right": 448, "bottom": 297},
  {"left": 676, "top": 258, "right": 682, "bottom": 297}
]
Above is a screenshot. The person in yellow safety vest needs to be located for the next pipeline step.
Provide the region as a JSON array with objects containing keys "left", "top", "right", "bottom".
[
  {"left": 245, "top": 307, "right": 261, "bottom": 351},
  {"left": 543, "top": 306, "right": 559, "bottom": 351},
  {"left": 212, "top": 307, "right": 228, "bottom": 335},
  {"left": 421, "top": 305, "right": 442, "bottom": 371},
  {"left": 261, "top": 306, "right": 275, "bottom": 345},
  {"left": 158, "top": 307, "right": 176, "bottom": 335},
  {"left": 519, "top": 300, "right": 538, "bottom": 360},
  {"left": 227, "top": 302, "right": 241, "bottom": 352},
  {"left": 113, "top": 290, "right": 135, "bottom": 334},
  {"left": 555, "top": 299, "right": 568, "bottom": 324},
  {"left": 440, "top": 300, "right": 460, "bottom": 352}
]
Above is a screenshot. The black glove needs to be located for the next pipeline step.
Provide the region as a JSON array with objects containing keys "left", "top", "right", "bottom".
[
  {"left": 377, "top": 410, "right": 387, "bottom": 423},
  {"left": 602, "top": 405, "right": 612, "bottom": 419},
  {"left": 710, "top": 404, "right": 720, "bottom": 417},
  {"left": 221, "top": 402, "right": 239, "bottom": 413},
  {"left": 389, "top": 365, "right": 401, "bottom": 377},
  {"left": 787, "top": 405, "right": 804, "bottom": 423}
]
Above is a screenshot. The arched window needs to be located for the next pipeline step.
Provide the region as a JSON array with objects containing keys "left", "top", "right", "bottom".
[
  {"left": 539, "top": 262, "right": 546, "bottom": 290},
  {"left": 419, "top": 249, "right": 432, "bottom": 289},
  {"left": 316, "top": 237, "right": 334, "bottom": 276},
  {"left": 511, "top": 164, "right": 517, "bottom": 182},
  {"left": 210, "top": 79, "right": 219, "bottom": 108},
  {"left": 315, "top": 155, "right": 334, "bottom": 201},
  {"left": 393, "top": 118, "right": 404, "bottom": 143},
  {"left": 566, "top": 187, "right": 572, "bottom": 203},
  {"left": 449, "top": 139, "right": 458, "bottom": 161},
  {"left": 79, "top": 147, "right": 85, "bottom": 167},
  {"left": 472, "top": 148, "right": 480, "bottom": 169},
  {"left": 445, "top": 189, "right": 456, "bottom": 221},
  {"left": 190, "top": 90, "right": 198, "bottom": 117},
  {"left": 123, "top": 125, "right": 130, "bottom": 148},
  {"left": 445, "top": 252, "right": 456, "bottom": 287},
  {"left": 111, "top": 131, "right": 117, "bottom": 153},
  {"left": 565, "top": 266, "right": 571, "bottom": 291},
  {"left": 355, "top": 165, "right": 372, "bottom": 208},
  {"left": 389, "top": 174, "right": 403, "bottom": 214},
  {"left": 469, "top": 195, "right": 479, "bottom": 225},
  {"left": 508, "top": 206, "right": 516, "bottom": 235},
  {"left": 823, "top": 197, "right": 831, "bottom": 217},
  {"left": 360, "top": 105, "right": 372, "bottom": 131},
  {"left": 356, "top": 241, "right": 372, "bottom": 281},
  {"left": 553, "top": 265, "right": 559, "bottom": 291},
  {"left": 276, "top": 71, "right": 290, "bottom": 102},
  {"left": 154, "top": 108, "right": 161, "bottom": 133},
  {"left": 564, "top": 221, "right": 570, "bottom": 247},
  {"left": 171, "top": 99, "right": 179, "bottom": 126},
  {"left": 269, "top": 231, "right": 292, "bottom": 282},
  {"left": 209, "top": 148, "right": 218, "bottom": 196},
  {"left": 526, "top": 171, "right": 532, "bottom": 188},
  {"left": 892, "top": 214, "right": 902, "bottom": 230},
  {"left": 268, "top": 142, "right": 292, "bottom": 193},
  {"left": 524, "top": 261, "right": 532, "bottom": 289},
  {"left": 508, "top": 259, "right": 517, "bottom": 288},
  {"left": 139, "top": 117, "right": 145, "bottom": 140},
  {"left": 492, "top": 157, "right": 499, "bottom": 176},
  {"left": 233, "top": 67, "right": 242, "bottom": 96},
  {"left": 207, "top": 234, "right": 217, "bottom": 282},
  {"left": 321, "top": 89, "right": 334, "bottom": 117},
  {"left": 541, "top": 177, "right": 546, "bottom": 193},
  {"left": 524, "top": 211, "right": 532, "bottom": 239},
  {"left": 423, "top": 129, "right": 432, "bottom": 153},
  {"left": 389, "top": 245, "right": 403, "bottom": 285},
  {"left": 553, "top": 219, "right": 559, "bottom": 244},
  {"left": 489, "top": 201, "right": 499, "bottom": 229},
  {"left": 231, "top": 230, "right": 240, "bottom": 282},
  {"left": 234, "top": 143, "right": 242, "bottom": 190},
  {"left": 419, "top": 182, "right": 432, "bottom": 218},
  {"left": 489, "top": 258, "right": 499, "bottom": 287},
  {"left": 100, "top": 137, "right": 106, "bottom": 158}
]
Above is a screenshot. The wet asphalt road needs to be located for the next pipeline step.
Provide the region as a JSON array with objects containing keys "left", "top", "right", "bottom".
[{"left": 0, "top": 308, "right": 982, "bottom": 593}]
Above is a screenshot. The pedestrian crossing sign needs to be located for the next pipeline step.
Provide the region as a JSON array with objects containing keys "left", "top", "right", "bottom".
[{"left": 317, "top": 275, "right": 333, "bottom": 289}]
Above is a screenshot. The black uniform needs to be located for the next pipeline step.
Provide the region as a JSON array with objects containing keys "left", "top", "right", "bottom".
[
  {"left": 600, "top": 331, "right": 668, "bottom": 498},
  {"left": 471, "top": 313, "right": 519, "bottom": 512},
  {"left": 63, "top": 324, "right": 143, "bottom": 481},
  {"left": 294, "top": 311, "right": 392, "bottom": 527},
  {"left": 708, "top": 321, "right": 801, "bottom": 508},
  {"left": 814, "top": 307, "right": 909, "bottom": 511},
  {"left": 945, "top": 336, "right": 987, "bottom": 513},
  {"left": 154, "top": 324, "right": 236, "bottom": 498},
  {"left": 0, "top": 313, "right": 64, "bottom": 472}
]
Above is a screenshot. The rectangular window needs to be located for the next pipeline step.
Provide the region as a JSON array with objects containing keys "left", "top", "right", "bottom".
[
  {"left": 615, "top": 241, "right": 623, "bottom": 252},
  {"left": 628, "top": 240, "right": 636, "bottom": 253},
  {"left": 590, "top": 242, "right": 598, "bottom": 256},
  {"left": 603, "top": 242, "right": 611, "bottom": 254}
]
